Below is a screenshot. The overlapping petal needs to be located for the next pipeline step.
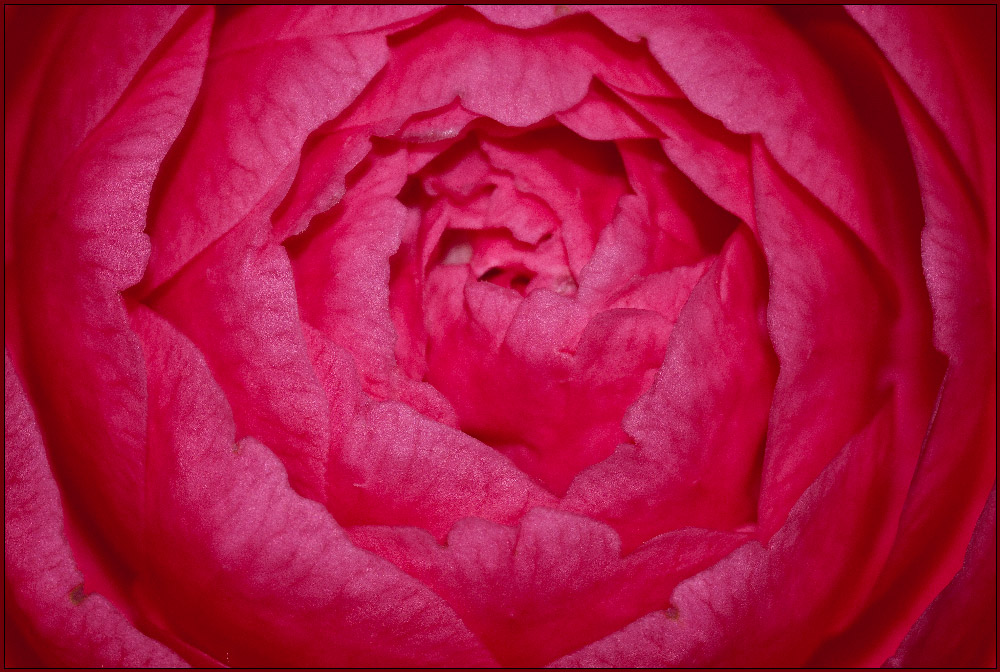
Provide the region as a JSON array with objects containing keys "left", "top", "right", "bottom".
[{"left": 3, "top": 5, "right": 993, "bottom": 668}]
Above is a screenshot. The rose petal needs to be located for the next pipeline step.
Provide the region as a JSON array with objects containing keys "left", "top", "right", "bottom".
[
  {"left": 471, "top": 5, "right": 569, "bottom": 30},
  {"left": 556, "top": 397, "right": 908, "bottom": 666},
  {"left": 397, "top": 99, "right": 481, "bottom": 144},
  {"left": 605, "top": 262, "right": 710, "bottom": 319},
  {"left": 11, "top": 6, "right": 210, "bottom": 561},
  {"left": 614, "top": 92, "right": 755, "bottom": 225},
  {"left": 807, "top": 35, "right": 997, "bottom": 665},
  {"left": 327, "top": 401, "right": 557, "bottom": 538},
  {"left": 472, "top": 7, "right": 684, "bottom": 98},
  {"left": 847, "top": 5, "right": 996, "bottom": 220},
  {"left": 556, "top": 80, "right": 661, "bottom": 141},
  {"left": 603, "top": 4, "right": 944, "bottom": 549},
  {"left": 131, "top": 306, "right": 495, "bottom": 667},
  {"left": 885, "top": 486, "right": 997, "bottom": 668},
  {"left": 5, "top": 352, "right": 186, "bottom": 667},
  {"left": 342, "top": 6, "right": 678, "bottom": 134},
  {"left": 141, "top": 6, "right": 391, "bottom": 292},
  {"left": 575, "top": 195, "right": 657, "bottom": 305},
  {"left": 6, "top": 6, "right": 188, "bottom": 223},
  {"left": 480, "top": 129, "right": 629, "bottom": 276},
  {"left": 325, "top": 5, "right": 443, "bottom": 33},
  {"left": 288, "top": 146, "right": 407, "bottom": 393},
  {"left": 147, "top": 210, "right": 331, "bottom": 502},
  {"left": 351, "top": 509, "right": 746, "bottom": 666},
  {"left": 338, "top": 8, "right": 589, "bottom": 130},
  {"left": 3, "top": 611, "right": 44, "bottom": 668},
  {"left": 751, "top": 143, "right": 900, "bottom": 535},
  {"left": 565, "top": 226, "right": 774, "bottom": 548},
  {"left": 270, "top": 128, "right": 373, "bottom": 241},
  {"left": 300, "top": 322, "right": 364, "bottom": 453},
  {"left": 594, "top": 6, "right": 938, "bottom": 292}
]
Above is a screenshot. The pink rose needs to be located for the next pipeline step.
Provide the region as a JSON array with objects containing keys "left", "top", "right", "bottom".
[{"left": 4, "top": 6, "right": 995, "bottom": 668}]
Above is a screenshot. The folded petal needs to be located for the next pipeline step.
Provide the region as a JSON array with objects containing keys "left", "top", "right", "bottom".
[
  {"left": 287, "top": 146, "right": 410, "bottom": 398},
  {"left": 328, "top": 401, "right": 556, "bottom": 537},
  {"left": 751, "top": 144, "right": 900, "bottom": 534},
  {"left": 148, "top": 211, "right": 331, "bottom": 502}
]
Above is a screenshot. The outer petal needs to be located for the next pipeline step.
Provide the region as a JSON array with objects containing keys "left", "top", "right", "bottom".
[
  {"left": 10, "top": 6, "right": 211, "bottom": 563},
  {"left": 5, "top": 6, "right": 187, "bottom": 223},
  {"left": 5, "top": 353, "right": 186, "bottom": 668},
  {"left": 808, "top": 19, "right": 997, "bottom": 664},
  {"left": 131, "top": 306, "right": 495, "bottom": 667},
  {"left": 591, "top": 6, "right": 907, "bottom": 256},
  {"left": 847, "top": 5, "right": 996, "bottom": 226},
  {"left": 885, "top": 486, "right": 997, "bottom": 668}
]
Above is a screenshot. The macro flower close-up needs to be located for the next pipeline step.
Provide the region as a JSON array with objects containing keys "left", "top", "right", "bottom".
[{"left": 3, "top": 5, "right": 996, "bottom": 668}]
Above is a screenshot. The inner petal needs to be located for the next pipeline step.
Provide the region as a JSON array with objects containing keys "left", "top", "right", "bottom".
[{"left": 391, "top": 126, "right": 738, "bottom": 494}]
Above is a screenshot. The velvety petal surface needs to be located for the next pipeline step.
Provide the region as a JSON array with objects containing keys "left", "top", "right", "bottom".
[
  {"left": 327, "top": 400, "right": 556, "bottom": 538},
  {"left": 4, "top": 6, "right": 993, "bottom": 667}
]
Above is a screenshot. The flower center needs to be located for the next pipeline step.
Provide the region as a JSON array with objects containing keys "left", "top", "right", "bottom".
[{"left": 388, "top": 122, "right": 737, "bottom": 494}]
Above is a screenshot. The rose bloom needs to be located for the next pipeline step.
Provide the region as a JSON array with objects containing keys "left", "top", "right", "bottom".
[{"left": 3, "top": 5, "right": 995, "bottom": 668}]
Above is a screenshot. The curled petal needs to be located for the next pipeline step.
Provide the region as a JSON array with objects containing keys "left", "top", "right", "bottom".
[{"left": 5, "top": 353, "right": 186, "bottom": 668}]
